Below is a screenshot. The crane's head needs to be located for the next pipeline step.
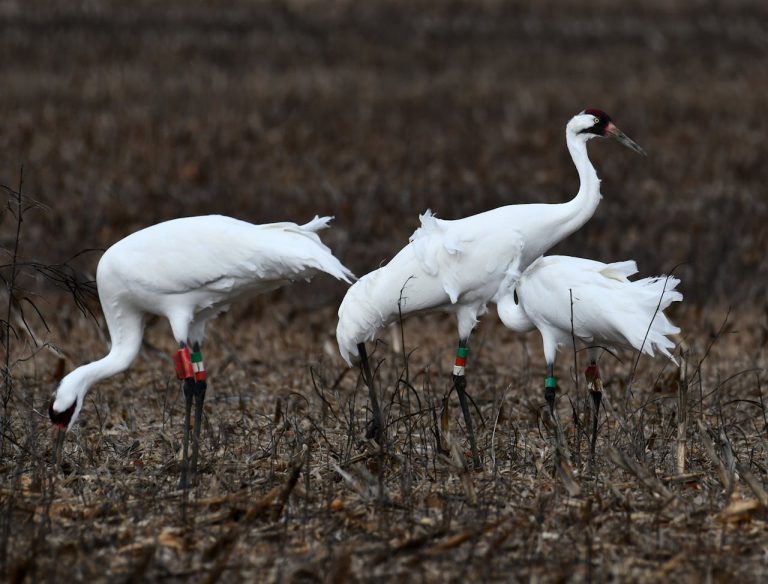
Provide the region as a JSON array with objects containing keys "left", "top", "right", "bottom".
[
  {"left": 570, "top": 109, "right": 646, "bottom": 156},
  {"left": 49, "top": 393, "right": 79, "bottom": 431},
  {"left": 49, "top": 373, "right": 86, "bottom": 432},
  {"left": 48, "top": 381, "right": 84, "bottom": 465}
]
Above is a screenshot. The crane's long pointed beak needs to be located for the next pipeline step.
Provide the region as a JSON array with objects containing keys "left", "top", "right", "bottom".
[{"left": 607, "top": 123, "right": 647, "bottom": 156}]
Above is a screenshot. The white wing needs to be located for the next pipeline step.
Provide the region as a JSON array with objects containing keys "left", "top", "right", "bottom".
[
  {"left": 336, "top": 210, "right": 527, "bottom": 364},
  {"left": 513, "top": 255, "right": 682, "bottom": 361},
  {"left": 410, "top": 209, "right": 525, "bottom": 305},
  {"left": 100, "top": 215, "right": 353, "bottom": 299}
]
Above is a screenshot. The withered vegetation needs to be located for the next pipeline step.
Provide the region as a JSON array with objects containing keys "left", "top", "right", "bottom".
[{"left": 1, "top": 1, "right": 767, "bottom": 582}]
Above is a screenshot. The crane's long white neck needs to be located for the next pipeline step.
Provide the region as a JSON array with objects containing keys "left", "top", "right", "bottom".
[
  {"left": 561, "top": 127, "right": 602, "bottom": 232},
  {"left": 497, "top": 294, "right": 536, "bottom": 333},
  {"left": 521, "top": 129, "right": 602, "bottom": 265},
  {"left": 52, "top": 308, "right": 144, "bottom": 430}
]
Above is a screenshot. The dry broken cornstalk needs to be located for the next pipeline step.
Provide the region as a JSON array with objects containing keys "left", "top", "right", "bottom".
[
  {"left": 735, "top": 462, "right": 768, "bottom": 507},
  {"left": 607, "top": 447, "right": 673, "bottom": 500},
  {"left": 697, "top": 420, "right": 731, "bottom": 491}
]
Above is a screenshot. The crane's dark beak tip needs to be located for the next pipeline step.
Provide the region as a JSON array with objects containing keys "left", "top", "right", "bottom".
[{"left": 607, "top": 124, "right": 647, "bottom": 157}]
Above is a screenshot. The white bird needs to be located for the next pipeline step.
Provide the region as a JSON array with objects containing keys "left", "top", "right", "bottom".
[
  {"left": 337, "top": 109, "right": 645, "bottom": 468},
  {"left": 496, "top": 254, "right": 682, "bottom": 457},
  {"left": 49, "top": 214, "right": 354, "bottom": 486}
]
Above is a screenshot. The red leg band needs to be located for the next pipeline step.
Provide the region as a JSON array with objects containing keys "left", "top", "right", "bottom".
[
  {"left": 174, "top": 347, "right": 195, "bottom": 380},
  {"left": 585, "top": 363, "right": 601, "bottom": 383}
]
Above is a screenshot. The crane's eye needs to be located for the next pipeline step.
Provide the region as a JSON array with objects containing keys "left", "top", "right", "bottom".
[{"left": 593, "top": 116, "right": 600, "bottom": 125}]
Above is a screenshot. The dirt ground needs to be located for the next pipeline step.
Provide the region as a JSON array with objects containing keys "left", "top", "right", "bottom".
[{"left": 1, "top": 1, "right": 768, "bottom": 582}]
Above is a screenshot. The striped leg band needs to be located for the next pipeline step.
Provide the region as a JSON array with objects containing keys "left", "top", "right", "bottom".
[
  {"left": 453, "top": 346, "right": 469, "bottom": 376},
  {"left": 191, "top": 351, "right": 206, "bottom": 382}
]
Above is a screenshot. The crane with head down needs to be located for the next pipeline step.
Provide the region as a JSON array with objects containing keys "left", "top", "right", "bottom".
[{"left": 49, "top": 214, "right": 354, "bottom": 488}]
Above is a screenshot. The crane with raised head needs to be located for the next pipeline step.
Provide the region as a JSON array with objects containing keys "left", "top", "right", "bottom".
[{"left": 337, "top": 109, "right": 646, "bottom": 469}]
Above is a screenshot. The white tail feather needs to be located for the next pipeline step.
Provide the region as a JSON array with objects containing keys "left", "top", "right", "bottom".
[
  {"left": 292, "top": 216, "right": 355, "bottom": 284},
  {"left": 301, "top": 215, "right": 333, "bottom": 233},
  {"left": 625, "top": 274, "right": 682, "bottom": 364},
  {"left": 599, "top": 260, "right": 638, "bottom": 282}
]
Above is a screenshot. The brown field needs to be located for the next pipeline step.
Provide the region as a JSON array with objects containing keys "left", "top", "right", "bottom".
[{"left": 1, "top": 1, "right": 767, "bottom": 582}]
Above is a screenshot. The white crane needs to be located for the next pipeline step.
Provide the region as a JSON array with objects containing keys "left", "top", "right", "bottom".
[
  {"left": 49, "top": 214, "right": 354, "bottom": 487},
  {"left": 496, "top": 255, "right": 682, "bottom": 458},
  {"left": 337, "top": 109, "right": 645, "bottom": 469}
]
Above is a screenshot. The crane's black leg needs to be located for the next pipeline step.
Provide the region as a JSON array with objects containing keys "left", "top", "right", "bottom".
[
  {"left": 544, "top": 361, "right": 566, "bottom": 470},
  {"left": 189, "top": 342, "right": 207, "bottom": 484},
  {"left": 191, "top": 343, "right": 208, "bottom": 484},
  {"left": 544, "top": 362, "right": 557, "bottom": 418},
  {"left": 174, "top": 342, "right": 196, "bottom": 490},
  {"left": 179, "top": 378, "right": 195, "bottom": 489},
  {"left": 453, "top": 339, "right": 481, "bottom": 470},
  {"left": 585, "top": 360, "right": 603, "bottom": 462},
  {"left": 358, "top": 343, "right": 383, "bottom": 442}
]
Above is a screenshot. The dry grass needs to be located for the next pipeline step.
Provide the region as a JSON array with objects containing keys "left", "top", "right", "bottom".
[
  {"left": 3, "top": 305, "right": 768, "bottom": 582},
  {"left": 1, "top": 1, "right": 768, "bottom": 582}
]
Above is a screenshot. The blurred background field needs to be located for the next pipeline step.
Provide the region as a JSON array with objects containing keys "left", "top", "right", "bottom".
[{"left": 1, "top": 1, "right": 767, "bottom": 582}]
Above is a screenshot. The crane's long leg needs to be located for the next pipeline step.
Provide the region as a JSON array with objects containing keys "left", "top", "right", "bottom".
[
  {"left": 179, "top": 377, "right": 195, "bottom": 490},
  {"left": 357, "top": 343, "right": 383, "bottom": 442},
  {"left": 544, "top": 361, "right": 567, "bottom": 469},
  {"left": 453, "top": 339, "right": 481, "bottom": 470},
  {"left": 189, "top": 342, "right": 207, "bottom": 484},
  {"left": 585, "top": 359, "right": 603, "bottom": 462},
  {"left": 174, "top": 343, "right": 197, "bottom": 490}
]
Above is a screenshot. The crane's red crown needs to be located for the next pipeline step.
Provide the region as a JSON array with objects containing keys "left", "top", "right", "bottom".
[
  {"left": 582, "top": 108, "right": 611, "bottom": 122},
  {"left": 581, "top": 107, "right": 611, "bottom": 120},
  {"left": 579, "top": 109, "right": 613, "bottom": 136}
]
